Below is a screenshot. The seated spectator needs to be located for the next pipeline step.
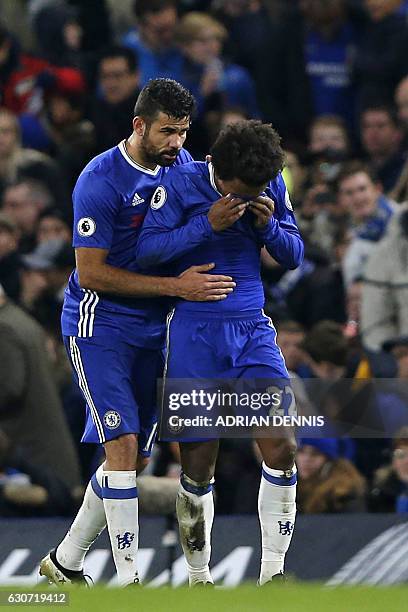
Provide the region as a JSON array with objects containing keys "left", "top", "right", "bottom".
[
  {"left": 0, "top": 285, "right": 81, "bottom": 493},
  {"left": 297, "top": 438, "right": 366, "bottom": 513},
  {"left": 43, "top": 92, "right": 95, "bottom": 189},
  {"left": 361, "top": 204, "right": 408, "bottom": 350},
  {"left": 257, "top": 0, "right": 358, "bottom": 145},
  {"left": 337, "top": 161, "right": 395, "bottom": 286},
  {"left": 353, "top": 0, "right": 408, "bottom": 112},
  {"left": 359, "top": 105, "right": 406, "bottom": 193},
  {"left": 0, "top": 108, "right": 66, "bottom": 204},
  {"left": 1, "top": 179, "right": 54, "bottom": 253},
  {"left": 0, "top": 21, "right": 85, "bottom": 115},
  {"left": 391, "top": 75, "right": 408, "bottom": 202},
  {"left": 309, "top": 114, "right": 351, "bottom": 157},
  {"left": 369, "top": 426, "right": 408, "bottom": 513},
  {"left": 297, "top": 181, "right": 349, "bottom": 254},
  {"left": 122, "top": 0, "right": 183, "bottom": 86},
  {"left": 91, "top": 46, "right": 140, "bottom": 153},
  {"left": 395, "top": 74, "right": 408, "bottom": 130},
  {"left": 277, "top": 321, "right": 306, "bottom": 375},
  {"left": 0, "top": 212, "right": 20, "bottom": 301},
  {"left": 175, "top": 12, "right": 260, "bottom": 120},
  {"left": 31, "top": 2, "right": 83, "bottom": 68},
  {"left": 282, "top": 150, "right": 306, "bottom": 205},
  {"left": 0, "top": 428, "right": 79, "bottom": 517},
  {"left": 21, "top": 239, "right": 75, "bottom": 336},
  {"left": 36, "top": 208, "right": 71, "bottom": 245}
]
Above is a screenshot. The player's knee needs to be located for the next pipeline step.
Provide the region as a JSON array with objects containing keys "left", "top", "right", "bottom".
[
  {"left": 104, "top": 433, "right": 138, "bottom": 470},
  {"left": 263, "top": 438, "right": 297, "bottom": 471}
]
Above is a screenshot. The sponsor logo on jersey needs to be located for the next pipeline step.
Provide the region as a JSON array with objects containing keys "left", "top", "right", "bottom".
[
  {"left": 103, "top": 410, "right": 121, "bottom": 429},
  {"left": 77, "top": 217, "right": 96, "bottom": 237},
  {"left": 132, "top": 193, "right": 145, "bottom": 206},
  {"left": 151, "top": 186, "right": 167, "bottom": 210}
]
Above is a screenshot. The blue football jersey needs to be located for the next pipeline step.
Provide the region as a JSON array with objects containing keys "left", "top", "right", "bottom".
[
  {"left": 62, "top": 141, "right": 193, "bottom": 348},
  {"left": 136, "top": 161, "right": 304, "bottom": 314}
]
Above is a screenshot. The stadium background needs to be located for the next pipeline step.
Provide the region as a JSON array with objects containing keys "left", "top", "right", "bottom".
[{"left": 0, "top": 0, "right": 407, "bottom": 596}]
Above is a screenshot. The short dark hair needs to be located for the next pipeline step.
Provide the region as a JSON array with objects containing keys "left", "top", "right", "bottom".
[
  {"left": 210, "top": 120, "right": 285, "bottom": 186},
  {"left": 301, "top": 320, "right": 348, "bottom": 366},
  {"left": 133, "top": 0, "right": 176, "bottom": 20},
  {"left": 99, "top": 46, "right": 138, "bottom": 73},
  {"left": 360, "top": 103, "right": 400, "bottom": 128},
  {"left": 134, "top": 78, "right": 195, "bottom": 122},
  {"left": 336, "top": 160, "right": 378, "bottom": 189}
]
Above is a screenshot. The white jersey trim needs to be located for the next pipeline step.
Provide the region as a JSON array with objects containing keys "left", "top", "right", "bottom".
[
  {"left": 69, "top": 337, "right": 105, "bottom": 443},
  {"left": 118, "top": 140, "right": 160, "bottom": 175},
  {"left": 78, "top": 289, "right": 99, "bottom": 338},
  {"left": 208, "top": 162, "right": 222, "bottom": 196}
]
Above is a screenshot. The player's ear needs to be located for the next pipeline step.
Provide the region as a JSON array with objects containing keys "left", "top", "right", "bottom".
[{"left": 133, "top": 116, "right": 146, "bottom": 137}]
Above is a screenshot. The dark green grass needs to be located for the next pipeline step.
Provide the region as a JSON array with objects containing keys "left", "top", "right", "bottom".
[{"left": 1, "top": 584, "right": 408, "bottom": 612}]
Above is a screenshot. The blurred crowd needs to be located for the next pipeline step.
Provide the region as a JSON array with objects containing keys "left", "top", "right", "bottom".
[{"left": 0, "top": 0, "right": 408, "bottom": 518}]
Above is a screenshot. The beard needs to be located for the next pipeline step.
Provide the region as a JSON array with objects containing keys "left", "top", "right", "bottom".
[{"left": 140, "top": 133, "right": 180, "bottom": 167}]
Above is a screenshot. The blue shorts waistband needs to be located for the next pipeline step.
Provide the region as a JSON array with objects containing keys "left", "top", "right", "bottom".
[{"left": 172, "top": 308, "right": 266, "bottom": 321}]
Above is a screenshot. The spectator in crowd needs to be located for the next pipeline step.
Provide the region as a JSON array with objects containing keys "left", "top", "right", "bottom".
[
  {"left": 297, "top": 438, "right": 366, "bottom": 513},
  {"left": 391, "top": 75, "right": 408, "bottom": 202},
  {"left": 0, "top": 284, "right": 82, "bottom": 493},
  {"left": 43, "top": 93, "right": 95, "bottom": 189},
  {"left": 369, "top": 426, "right": 408, "bottom": 513},
  {"left": 91, "top": 46, "right": 140, "bottom": 153},
  {"left": 395, "top": 74, "right": 408, "bottom": 130},
  {"left": 31, "top": 2, "right": 84, "bottom": 69},
  {"left": 1, "top": 179, "right": 54, "bottom": 253},
  {"left": 308, "top": 114, "right": 351, "bottom": 158},
  {"left": 371, "top": 337, "right": 408, "bottom": 436},
  {"left": 337, "top": 161, "right": 395, "bottom": 286},
  {"left": 277, "top": 321, "right": 307, "bottom": 375},
  {"left": 359, "top": 105, "right": 406, "bottom": 193},
  {"left": 0, "top": 212, "right": 20, "bottom": 301},
  {"left": 361, "top": 204, "right": 408, "bottom": 351},
  {"left": 122, "top": 0, "right": 183, "bottom": 86},
  {"left": 353, "top": 0, "right": 408, "bottom": 112},
  {"left": 384, "top": 336, "right": 408, "bottom": 381},
  {"left": 0, "top": 108, "right": 65, "bottom": 200},
  {"left": 282, "top": 150, "right": 306, "bottom": 205},
  {"left": 175, "top": 11, "right": 260, "bottom": 155},
  {"left": 0, "top": 427, "right": 79, "bottom": 517},
  {"left": 257, "top": 0, "right": 358, "bottom": 145},
  {"left": 36, "top": 208, "right": 71, "bottom": 246},
  {"left": 0, "top": 21, "right": 85, "bottom": 116},
  {"left": 175, "top": 12, "right": 260, "bottom": 119},
  {"left": 21, "top": 239, "right": 75, "bottom": 336},
  {"left": 283, "top": 245, "right": 347, "bottom": 328},
  {"left": 301, "top": 320, "right": 348, "bottom": 381},
  {"left": 213, "top": 0, "right": 280, "bottom": 77}
]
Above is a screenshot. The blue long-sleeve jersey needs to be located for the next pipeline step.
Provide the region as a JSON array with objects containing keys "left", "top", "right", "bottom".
[{"left": 136, "top": 161, "right": 304, "bottom": 314}]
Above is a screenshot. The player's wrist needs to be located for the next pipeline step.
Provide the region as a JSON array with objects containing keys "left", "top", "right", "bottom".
[
  {"left": 160, "top": 277, "right": 180, "bottom": 298},
  {"left": 257, "top": 216, "right": 277, "bottom": 235}
]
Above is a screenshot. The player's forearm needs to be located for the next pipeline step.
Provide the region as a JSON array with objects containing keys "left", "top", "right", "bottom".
[
  {"left": 136, "top": 214, "right": 213, "bottom": 268},
  {"left": 78, "top": 262, "right": 179, "bottom": 298},
  {"left": 260, "top": 220, "right": 304, "bottom": 269}
]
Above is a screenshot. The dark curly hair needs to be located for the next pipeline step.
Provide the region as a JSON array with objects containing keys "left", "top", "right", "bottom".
[
  {"left": 134, "top": 78, "right": 195, "bottom": 123},
  {"left": 210, "top": 120, "right": 285, "bottom": 187}
]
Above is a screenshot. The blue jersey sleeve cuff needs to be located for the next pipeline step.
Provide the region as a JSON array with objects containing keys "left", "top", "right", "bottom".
[{"left": 257, "top": 217, "right": 279, "bottom": 242}]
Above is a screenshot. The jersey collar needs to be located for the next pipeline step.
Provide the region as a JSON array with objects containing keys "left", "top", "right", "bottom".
[
  {"left": 118, "top": 140, "right": 161, "bottom": 175},
  {"left": 208, "top": 162, "right": 222, "bottom": 196}
]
